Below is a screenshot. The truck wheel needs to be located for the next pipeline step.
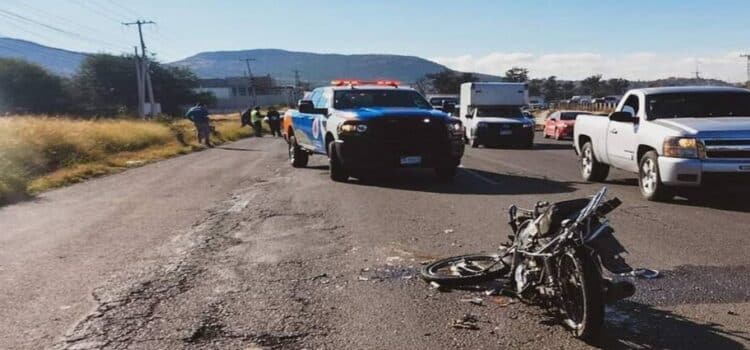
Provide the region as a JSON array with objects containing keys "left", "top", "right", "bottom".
[
  {"left": 328, "top": 142, "right": 349, "bottom": 182},
  {"left": 639, "top": 151, "right": 672, "bottom": 201},
  {"left": 435, "top": 166, "right": 457, "bottom": 181},
  {"left": 288, "top": 136, "right": 308, "bottom": 168},
  {"left": 580, "top": 142, "right": 609, "bottom": 182}
]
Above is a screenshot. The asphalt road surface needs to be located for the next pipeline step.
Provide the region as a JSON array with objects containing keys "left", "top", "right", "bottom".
[{"left": 1, "top": 134, "right": 749, "bottom": 349}]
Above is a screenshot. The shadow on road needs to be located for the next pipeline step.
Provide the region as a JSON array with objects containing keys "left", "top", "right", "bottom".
[
  {"left": 594, "top": 300, "right": 749, "bottom": 349},
  {"left": 531, "top": 142, "right": 575, "bottom": 151},
  {"left": 669, "top": 188, "right": 750, "bottom": 213},
  {"left": 336, "top": 167, "right": 577, "bottom": 195}
]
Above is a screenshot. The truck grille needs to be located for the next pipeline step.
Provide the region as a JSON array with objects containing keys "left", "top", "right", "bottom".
[
  {"left": 367, "top": 117, "right": 447, "bottom": 142},
  {"left": 703, "top": 139, "right": 750, "bottom": 159}
]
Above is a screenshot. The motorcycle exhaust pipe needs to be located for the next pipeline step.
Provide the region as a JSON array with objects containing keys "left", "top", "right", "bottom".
[{"left": 603, "top": 279, "right": 635, "bottom": 303}]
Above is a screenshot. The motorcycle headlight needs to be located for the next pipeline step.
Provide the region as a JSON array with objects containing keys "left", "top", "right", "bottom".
[{"left": 663, "top": 137, "right": 704, "bottom": 159}]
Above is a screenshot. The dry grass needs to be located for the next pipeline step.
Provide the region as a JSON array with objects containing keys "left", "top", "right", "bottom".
[{"left": 0, "top": 113, "right": 254, "bottom": 204}]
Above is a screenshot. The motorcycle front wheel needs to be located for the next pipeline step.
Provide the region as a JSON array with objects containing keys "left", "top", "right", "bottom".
[
  {"left": 556, "top": 249, "right": 604, "bottom": 340},
  {"left": 421, "top": 253, "right": 508, "bottom": 287}
]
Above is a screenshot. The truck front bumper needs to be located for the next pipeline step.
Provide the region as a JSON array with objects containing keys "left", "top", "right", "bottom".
[
  {"left": 658, "top": 157, "right": 750, "bottom": 186},
  {"left": 335, "top": 136, "right": 464, "bottom": 171},
  {"left": 473, "top": 126, "right": 534, "bottom": 145}
]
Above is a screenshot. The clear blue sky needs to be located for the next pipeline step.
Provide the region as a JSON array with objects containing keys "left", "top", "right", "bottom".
[{"left": 1, "top": 0, "right": 748, "bottom": 80}]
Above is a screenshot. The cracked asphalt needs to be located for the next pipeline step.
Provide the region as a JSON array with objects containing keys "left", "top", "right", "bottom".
[{"left": 1, "top": 133, "right": 749, "bottom": 349}]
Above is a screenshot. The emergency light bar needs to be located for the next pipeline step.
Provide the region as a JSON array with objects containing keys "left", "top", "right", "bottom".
[{"left": 331, "top": 79, "right": 400, "bottom": 87}]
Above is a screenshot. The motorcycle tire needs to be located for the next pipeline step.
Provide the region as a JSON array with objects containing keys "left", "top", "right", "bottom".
[
  {"left": 421, "top": 253, "right": 508, "bottom": 287},
  {"left": 556, "top": 248, "right": 604, "bottom": 340}
]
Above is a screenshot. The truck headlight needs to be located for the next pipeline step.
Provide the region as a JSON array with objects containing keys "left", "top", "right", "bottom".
[
  {"left": 522, "top": 123, "right": 533, "bottom": 128},
  {"left": 477, "top": 122, "right": 488, "bottom": 128},
  {"left": 447, "top": 121, "right": 463, "bottom": 136},
  {"left": 663, "top": 137, "right": 705, "bottom": 159},
  {"left": 339, "top": 121, "right": 367, "bottom": 135}
]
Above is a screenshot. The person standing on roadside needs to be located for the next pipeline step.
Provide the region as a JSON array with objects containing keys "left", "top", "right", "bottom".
[
  {"left": 186, "top": 103, "right": 213, "bottom": 147},
  {"left": 266, "top": 106, "right": 282, "bottom": 137},
  {"left": 250, "top": 106, "right": 263, "bottom": 137}
]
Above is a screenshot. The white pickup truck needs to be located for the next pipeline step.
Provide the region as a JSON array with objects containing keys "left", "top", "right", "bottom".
[{"left": 574, "top": 86, "right": 750, "bottom": 201}]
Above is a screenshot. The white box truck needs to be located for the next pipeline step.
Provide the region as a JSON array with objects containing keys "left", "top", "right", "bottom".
[{"left": 460, "top": 82, "right": 535, "bottom": 148}]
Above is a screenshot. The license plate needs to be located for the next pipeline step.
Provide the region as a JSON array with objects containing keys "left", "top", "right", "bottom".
[
  {"left": 499, "top": 130, "right": 513, "bottom": 135},
  {"left": 400, "top": 156, "right": 422, "bottom": 166}
]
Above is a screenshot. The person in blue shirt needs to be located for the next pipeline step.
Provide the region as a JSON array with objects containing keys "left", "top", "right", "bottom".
[{"left": 185, "top": 103, "right": 213, "bottom": 147}]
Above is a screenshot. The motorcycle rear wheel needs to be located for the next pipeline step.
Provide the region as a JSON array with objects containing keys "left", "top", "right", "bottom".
[
  {"left": 421, "top": 253, "right": 508, "bottom": 287},
  {"left": 556, "top": 249, "right": 604, "bottom": 340}
]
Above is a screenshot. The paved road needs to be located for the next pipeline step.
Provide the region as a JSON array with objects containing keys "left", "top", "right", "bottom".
[{"left": 1, "top": 134, "right": 748, "bottom": 349}]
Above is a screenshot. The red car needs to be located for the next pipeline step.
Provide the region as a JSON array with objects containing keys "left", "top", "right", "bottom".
[{"left": 543, "top": 110, "right": 585, "bottom": 140}]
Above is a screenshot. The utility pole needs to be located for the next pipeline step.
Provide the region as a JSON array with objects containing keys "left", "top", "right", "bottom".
[
  {"left": 240, "top": 58, "right": 257, "bottom": 106},
  {"left": 134, "top": 46, "right": 144, "bottom": 117},
  {"left": 741, "top": 54, "right": 750, "bottom": 85},
  {"left": 693, "top": 60, "right": 702, "bottom": 80},
  {"left": 124, "top": 20, "right": 156, "bottom": 118},
  {"left": 292, "top": 69, "right": 302, "bottom": 104}
]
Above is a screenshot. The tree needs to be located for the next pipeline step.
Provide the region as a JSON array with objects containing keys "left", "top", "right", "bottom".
[
  {"left": 424, "top": 69, "right": 479, "bottom": 94},
  {"left": 72, "top": 54, "right": 206, "bottom": 116},
  {"left": 561, "top": 81, "right": 576, "bottom": 99},
  {"left": 605, "top": 78, "right": 630, "bottom": 95},
  {"left": 580, "top": 75, "right": 603, "bottom": 96},
  {"left": 0, "top": 58, "right": 70, "bottom": 113},
  {"left": 541, "top": 76, "right": 560, "bottom": 101},
  {"left": 528, "top": 79, "right": 543, "bottom": 96},
  {"left": 504, "top": 67, "right": 529, "bottom": 82}
]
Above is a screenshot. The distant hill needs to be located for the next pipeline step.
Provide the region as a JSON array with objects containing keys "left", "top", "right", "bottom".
[
  {"left": 171, "top": 49, "right": 459, "bottom": 84},
  {"left": 0, "top": 38, "right": 87, "bottom": 76}
]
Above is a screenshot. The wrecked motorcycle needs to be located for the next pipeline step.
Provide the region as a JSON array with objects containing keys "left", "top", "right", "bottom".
[{"left": 421, "top": 187, "right": 635, "bottom": 339}]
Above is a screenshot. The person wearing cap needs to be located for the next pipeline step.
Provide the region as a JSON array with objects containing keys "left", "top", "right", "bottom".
[
  {"left": 185, "top": 102, "right": 213, "bottom": 147},
  {"left": 250, "top": 106, "right": 264, "bottom": 137}
]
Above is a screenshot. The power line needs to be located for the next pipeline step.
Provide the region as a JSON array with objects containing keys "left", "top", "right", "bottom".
[
  {"left": 0, "top": 7, "right": 128, "bottom": 51},
  {"left": 5, "top": 0, "right": 132, "bottom": 48}
]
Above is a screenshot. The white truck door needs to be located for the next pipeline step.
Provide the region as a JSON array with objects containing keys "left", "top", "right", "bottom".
[{"left": 606, "top": 94, "right": 641, "bottom": 172}]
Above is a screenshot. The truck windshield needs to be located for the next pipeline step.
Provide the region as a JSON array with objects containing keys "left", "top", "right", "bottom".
[
  {"left": 334, "top": 90, "right": 432, "bottom": 109},
  {"left": 646, "top": 92, "right": 750, "bottom": 119},
  {"left": 476, "top": 106, "right": 524, "bottom": 118}
]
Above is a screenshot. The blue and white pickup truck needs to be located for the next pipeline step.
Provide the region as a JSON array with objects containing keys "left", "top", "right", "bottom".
[
  {"left": 282, "top": 80, "right": 465, "bottom": 182},
  {"left": 574, "top": 86, "right": 750, "bottom": 201}
]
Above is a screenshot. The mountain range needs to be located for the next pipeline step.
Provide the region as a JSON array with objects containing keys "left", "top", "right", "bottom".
[
  {"left": 0, "top": 38, "right": 87, "bottom": 76},
  {"left": 0, "top": 38, "right": 483, "bottom": 83}
]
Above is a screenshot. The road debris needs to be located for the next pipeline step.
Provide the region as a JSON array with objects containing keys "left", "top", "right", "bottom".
[
  {"left": 619, "top": 268, "right": 660, "bottom": 279},
  {"left": 444, "top": 229, "right": 455, "bottom": 234},
  {"left": 460, "top": 297, "right": 484, "bottom": 306},
  {"left": 385, "top": 256, "right": 403, "bottom": 266},
  {"left": 451, "top": 314, "right": 480, "bottom": 330},
  {"left": 490, "top": 296, "right": 515, "bottom": 307},
  {"left": 357, "top": 276, "right": 370, "bottom": 281},
  {"left": 312, "top": 273, "right": 328, "bottom": 280}
]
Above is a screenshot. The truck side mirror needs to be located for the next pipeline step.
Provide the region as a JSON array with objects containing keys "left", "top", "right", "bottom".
[
  {"left": 609, "top": 111, "right": 637, "bottom": 123},
  {"left": 298, "top": 100, "right": 315, "bottom": 114}
]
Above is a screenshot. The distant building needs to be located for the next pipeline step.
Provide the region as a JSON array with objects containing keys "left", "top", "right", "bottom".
[{"left": 194, "top": 75, "right": 302, "bottom": 111}]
